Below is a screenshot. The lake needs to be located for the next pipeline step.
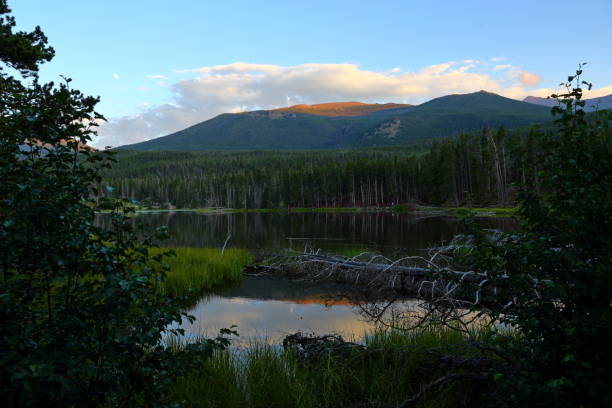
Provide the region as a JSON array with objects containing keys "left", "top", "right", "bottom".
[
  {"left": 100, "top": 211, "right": 519, "bottom": 343},
  {"left": 112, "top": 211, "right": 519, "bottom": 256}
]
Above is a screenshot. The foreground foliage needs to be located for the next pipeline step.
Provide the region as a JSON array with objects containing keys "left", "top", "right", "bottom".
[
  {"left": 467, "top": 67, "right": 612, "bottom": 407},
  {"left": 168, "top": 325, "right": 492, "bottom": 408},
  {"left": 0, "top": 2, "right": 228, "bottom": 406}
]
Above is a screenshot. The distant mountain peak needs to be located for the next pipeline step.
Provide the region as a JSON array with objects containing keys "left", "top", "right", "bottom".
[
  {"left": 523, "top": 94, "right": 612, "bottom": 112},
  {"left": 435, "top": 90, "right": 500, "bottom": 100},
  {"left": 523, "top": 96, "right": 558, "bottom": 108},
  {"left": 272, "top": 101, "right": 412, "bottom": 117}
]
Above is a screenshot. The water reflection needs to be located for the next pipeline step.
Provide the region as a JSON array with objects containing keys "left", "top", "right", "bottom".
[
  {"left": 98, "top": 211, "right": 518, "bottom": 256},
  {"left": 98, "top": 212, "right": 518, "bottom": 342},
  {"left": 184, "top": 296, "right": 373, "bottom": 344},
  {"left": 181, "top": 277, "right": 420, "bottom": 344}
]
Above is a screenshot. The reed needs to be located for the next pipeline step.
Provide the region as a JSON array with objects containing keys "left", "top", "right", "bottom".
[
  {"left": 168, "top": 325, "right": 491, "bottom": 408},
  {"left": 336, "top": 247, "right": 371, "bottom": 258},
  {"left": 152, "top": 247, "right": 254, "bottom": 298}
]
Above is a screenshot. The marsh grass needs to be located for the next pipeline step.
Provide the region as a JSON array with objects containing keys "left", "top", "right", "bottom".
[
  {"left": 191, "top": 206, "right": 391, "bottom": 214},
  {"left": 336, "top": 247, "right": 371, "bottom": 258},
  {"left": 168, "top": 325, "right": 492, "bottom": 408},
  {"left": 152, "top": 247, "right": 254, "bottom": 299},
  {"left": 446, "top": 207, "right": 517, "bottom": 217}
]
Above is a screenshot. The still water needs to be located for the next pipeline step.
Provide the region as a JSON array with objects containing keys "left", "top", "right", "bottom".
[
  {"left": 180, "top": 276, "right": 395, "bottom": 343},
  {"left": 105, "top": 211, "right": 519, "bottom": 342},
  {"left": 115, "top": 211, "right": 518, "bottom": 256}
]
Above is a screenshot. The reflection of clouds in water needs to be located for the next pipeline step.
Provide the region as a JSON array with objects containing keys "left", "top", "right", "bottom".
[{"left": 183, "top": 295, "right": 377, "bottom": 343}]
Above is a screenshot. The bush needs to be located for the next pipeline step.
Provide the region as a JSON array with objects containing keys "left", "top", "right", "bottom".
[
  {"left": 468, "top": 66, "right": 612, "bottom": 407},
  {"left": 0, "top": 2, "right": 227, "bottom": 406}
]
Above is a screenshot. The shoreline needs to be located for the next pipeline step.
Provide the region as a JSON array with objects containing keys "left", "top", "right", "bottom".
[{"left": 97, "top": 205, "right": 517, "bottom": 217}]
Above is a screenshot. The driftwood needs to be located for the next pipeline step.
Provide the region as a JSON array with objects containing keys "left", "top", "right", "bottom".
[
  {"left": 248, "top": 234, "right": 533, "bottom": 350},
  {"left": 282, "top": 332, "right": 365, "bottom": 363},
  {"left": 247, "top": 232, "right": 522, "bottom": 334},
  {"left": 245, "top": 251, "right": 501, "bottom": 307}
]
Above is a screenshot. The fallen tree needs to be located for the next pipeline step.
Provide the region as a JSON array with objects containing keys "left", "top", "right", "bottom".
[
  {"left": 246, "top": 232, "right": 509, "bottom": 310},
  {"left": 245, "top": 231, "right": 520, "bottom": 336}
]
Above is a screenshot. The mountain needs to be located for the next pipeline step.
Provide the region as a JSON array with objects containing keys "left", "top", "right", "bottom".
[
  {"left": 523, "top": 94, "right": 612, "bottom": 112},
  {"left": 273, "top": 101, "right": 412, "bottom": 116},
  {"left": 119, "top": 91, "right": 552, "bottom": 151},
  {"left": 523, "top": 96, "right": 557, "bottom": 108}
]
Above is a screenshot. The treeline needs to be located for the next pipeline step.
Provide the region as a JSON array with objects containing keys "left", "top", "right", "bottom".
[{"left": 101, "top": 127, "right": 546, "bottom": 208}]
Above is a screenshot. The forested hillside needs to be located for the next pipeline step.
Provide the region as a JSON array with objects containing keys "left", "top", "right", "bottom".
[
  {"left": 102, "top": 126, "right": 545, "bottom": 209},
  {"left": 119, "top": 91, "right": 552, "bottom": 151}
]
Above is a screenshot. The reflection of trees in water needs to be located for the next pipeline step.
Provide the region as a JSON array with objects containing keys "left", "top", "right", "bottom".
[{"left": 96, "top": 212, "right": 518, "bottom": 256}]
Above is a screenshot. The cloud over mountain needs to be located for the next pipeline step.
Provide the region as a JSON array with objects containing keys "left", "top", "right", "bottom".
[{"left": 518, "top": 71, "right": 542, "bottom": 87}]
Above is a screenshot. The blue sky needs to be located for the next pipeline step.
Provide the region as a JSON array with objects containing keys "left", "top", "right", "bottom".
[{"left": 10, "top": 0, "right": 612, "bottom": 147}]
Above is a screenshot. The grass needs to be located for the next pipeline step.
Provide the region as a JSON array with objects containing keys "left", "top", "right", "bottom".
[
  {"left": 336, "top": 247, "right": 372, "bottom": 258},
  {"left": 390, "top": 203, "right": 418, "bottom": 213},
  {"left": 192, "top": 207, "right": 375, "bottom": 214},
  {"left": 167, "top": 325, "right": 494, "bottom": 408},
  {"left": 416, "top": 206, "right": 518, "bottom": 217},
  {"left": 121, "top": 205, "right": 517, "bottom": 218},
  {"left": 151, "top": 247, "right": 254, "bottom": 299},
  {"left": 447, "top": 207, "right": 517, "bottom": 217}
]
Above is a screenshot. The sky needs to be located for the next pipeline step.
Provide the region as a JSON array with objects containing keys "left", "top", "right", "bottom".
[{"left": 9, "top": 0, "right": 612, "bottom": 148}]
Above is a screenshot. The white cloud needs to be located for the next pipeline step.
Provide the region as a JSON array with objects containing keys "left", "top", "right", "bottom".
[
  {"left": 146, "top": 74, "right": 167, "bottom": 79},
  {"left": 113, "top": 73, "right": 120, "bottom": 79},
  {"left": 93, "top": 61, "right": 611, "bottom": 148},
  {"left": 584, "top": 85, "right": 612, "bottom": 98},
  {"left": 383, "top": 67, "right": 402, "bottom": 75},
  {"left": 518, "top": 71, "right": 542, "bottom": 87},
  {"left": 175, "top": 62, "right": 282, "bottom": 75},
  {"left": 420, "top": 62, "right": 455, "bottom": 75},
  {"left": 493, "top": 64, "right": 513, "bottom": 71},
  {"left": 490, "top": 57, "right": 506, "bottom": 62},
  {"left": 138, "top": 86, "right": 149, "bottom": 91}
]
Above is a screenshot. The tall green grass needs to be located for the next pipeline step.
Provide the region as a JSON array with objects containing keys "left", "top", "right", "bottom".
[
  {"left": 336, "top": 247, "right": 371, "bottom": 258},
  {"left": 168, "top": 325, "right": 492, "bottom": 408},
  {"left": 151, "top": 247, "right": 254, "bottom": 298},
  {"left": 446, "top": 207, "right": 517, "bottom": 217}
]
